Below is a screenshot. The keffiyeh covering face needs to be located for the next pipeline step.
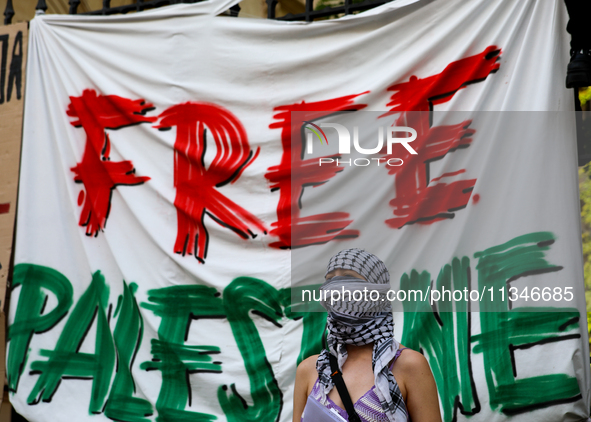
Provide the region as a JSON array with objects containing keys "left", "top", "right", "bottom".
[{"left": 316, "top": 248, "right": 406, "bottom": 422}]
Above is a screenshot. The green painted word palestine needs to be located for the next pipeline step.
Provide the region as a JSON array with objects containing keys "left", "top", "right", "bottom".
[{"left": 6, "top": 231, "right": 582, "bottom": 422}]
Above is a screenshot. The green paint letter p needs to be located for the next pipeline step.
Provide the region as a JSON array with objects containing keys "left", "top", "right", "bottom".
[{"left": 7, "top": 264, "right": 73, "bottom": 393}]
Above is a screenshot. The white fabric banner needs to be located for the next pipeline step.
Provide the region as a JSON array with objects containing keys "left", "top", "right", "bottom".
[{"left": 9, "top": 0, "right": 590, "bottom": 422}]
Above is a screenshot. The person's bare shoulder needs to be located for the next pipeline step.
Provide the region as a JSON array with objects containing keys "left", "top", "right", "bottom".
[
  {"left": 295, "top": 355, "right": 320, "bottom": 398},
  {"left": 297, "top": 354, "right": 320, "bottom": 377},
  {"left": 394, "top": 348, "right": 434, "bottom": 385},
  {"left": 394, "top": 348, "right": 442, "bottom": 422},
  {"left": 395, "top": 348, "right": 430, "bottom": 373}
]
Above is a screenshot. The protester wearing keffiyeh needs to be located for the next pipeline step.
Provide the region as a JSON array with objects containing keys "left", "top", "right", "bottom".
[{"left": 315, "top": 248, "right": 407, "bottom": 422}]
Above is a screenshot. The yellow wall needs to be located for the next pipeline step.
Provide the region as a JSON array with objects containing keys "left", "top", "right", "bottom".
[{"left": 0, "top": 0, "right": 309, "bottom": 21}]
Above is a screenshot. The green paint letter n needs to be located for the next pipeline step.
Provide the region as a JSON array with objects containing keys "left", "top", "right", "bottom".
[{"left": 401, "top": 258, "right": 479, "bottom": 422}]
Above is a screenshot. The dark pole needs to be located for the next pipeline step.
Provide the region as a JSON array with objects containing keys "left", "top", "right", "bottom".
[
  {"left": 305, "top": 0, "right": 313, "bottom": 22},
  {"left": 69, "top": 0, "right": 81, "bottom": 14},
  {"left": 266, "top": 0, "right": 277, "bottom": 19},
  {"left": 36, "top": 0, "right": 48, "bottom": 13},
  {"left": 4, "top": 0, "right": 15, "bottom": 25},
  {"left": 229, "top": 3, "right": 240, "bottom": 17}
]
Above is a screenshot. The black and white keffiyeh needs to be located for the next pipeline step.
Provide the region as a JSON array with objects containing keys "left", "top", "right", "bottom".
[{"left": 316, "top": 248, "right": 406, "bottom": 422}]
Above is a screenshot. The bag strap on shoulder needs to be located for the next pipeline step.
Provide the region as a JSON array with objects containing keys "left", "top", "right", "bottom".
[{"left": 328, "top": 354, "right": 362, "bottom": 422}]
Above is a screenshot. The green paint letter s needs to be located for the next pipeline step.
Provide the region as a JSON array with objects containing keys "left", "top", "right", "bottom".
[{"left": 219, "top": 277, "right": 284, "bottom": 422}]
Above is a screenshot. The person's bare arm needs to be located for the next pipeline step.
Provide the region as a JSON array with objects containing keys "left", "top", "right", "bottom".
[
  {"left": 397, "top": 350, "right": 442, "bottom": 422},
  {"left": 293, "top": 355, "right": 319, "bottom": 422}
]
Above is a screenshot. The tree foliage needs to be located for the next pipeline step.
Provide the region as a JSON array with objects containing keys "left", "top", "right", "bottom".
[{"left": 578, "top": 166, "right": 591, "bottom": 354}]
